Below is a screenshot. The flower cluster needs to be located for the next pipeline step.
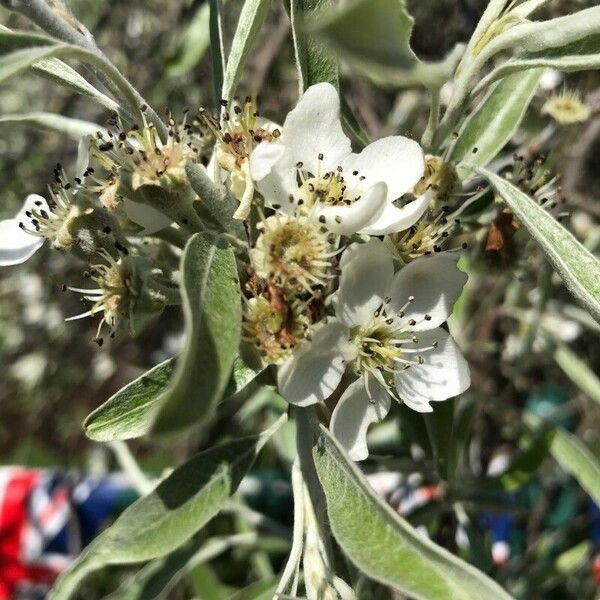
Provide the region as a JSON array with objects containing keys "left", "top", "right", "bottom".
[{"left": 0, "top": 82, "right": 470, "bottom": 460}]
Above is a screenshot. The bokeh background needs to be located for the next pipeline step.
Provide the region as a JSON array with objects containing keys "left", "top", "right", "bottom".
[{"left": 1, "top": 0, "right": 599, "bottom": 598}]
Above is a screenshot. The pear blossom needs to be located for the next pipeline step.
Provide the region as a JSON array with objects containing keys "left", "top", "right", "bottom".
[
  {"left": 249, "top": 82, "right": 431, "bottom": 235},
  {"left": 277, "top": 239, "right": 470, "bottom": 460},
  {"left": 0, "top": 194, "right": 58, "bottom": 266},
  {"left": 203, "top": 98, "right": 281, "bottom": 220}
]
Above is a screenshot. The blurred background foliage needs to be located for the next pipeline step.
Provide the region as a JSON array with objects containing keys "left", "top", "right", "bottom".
[{"left": 1, "top": 0, "right": 600, "bottom": 598}]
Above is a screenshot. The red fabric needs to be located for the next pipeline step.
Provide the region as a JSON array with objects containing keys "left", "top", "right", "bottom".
[{"left": 0, "top": 470, "right": 60, "bottom": 599}]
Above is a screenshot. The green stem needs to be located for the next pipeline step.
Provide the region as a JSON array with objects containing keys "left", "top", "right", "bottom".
[{"left": 421, "top": 87, "right": 441, "bottom": 150}]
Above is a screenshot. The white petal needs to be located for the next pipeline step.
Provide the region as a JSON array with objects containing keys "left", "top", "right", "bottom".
[
  {"left": 0, "top": 218, "right": 44, "bottom": 266},
  {"left": 249, "top": 141, "right": 286, "bottom": 182},
  {"left": 277, "top": 320, "right": 353, "bottom": 406},
  {"left": 0, "top": 194, "right": 49, "bottom": 266},
  {"left": 360, "top": 188, "right": 432, "bottom": 236},
  {"left": 250, "top": 144, "right": 295, "bottom": 213},
  {"left": 17, "top": 194, "right": 50, "bottom": 220},
  {"left": 394, "top": 328, "right": 470, "bottom": 412},
  {"left": 311, "top": 181, "right": 388, "bottom": 235},
  {"left": 333, "top": 238, "right": 394, "bottom": 327},
  {"left": 282, "top": 82, "right": 351, "bottom": 174},
  {"left": 388, "top": 253, "right": 467, "bottom": 331},
  {"left": 124, "top": 198, "right": 172, "bottom": 235},
  {"left": 330, "top": 378, "right": 391, "bottom": 461},
  {"left": 342, "top": 136, "right": 424, "bottom": 201}
]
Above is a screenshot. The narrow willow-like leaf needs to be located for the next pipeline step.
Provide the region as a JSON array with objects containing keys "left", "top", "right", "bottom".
[
  {"left": 222, "top": 0, "right": 272, "bottom": 99},
  {"left": 49, "top": 417, "right": 284, "bottom": 600},
  {"left": 450, "top": 69, "right": 542, "bottom": 176},
  {"left": 0, "top": 112, "right": 103, "bottom": 140},
  {"left": 0, "top": 30, "right": 141, "bottom": 120},
  {"left": 30, "top": 58, "right": 118, "bottom": 111},
  {"left": 307, "top": 0, "right": 463, "bottom": 89},
  {"left": 0, "top": 24, "right": 118, "bottom": 111},
  {"left": 474, "top": 34, "right": 600, "bottom": 93},
  {"left": 483, "top": 6, "right": 600, "bottom": 59},
  {"left": 554, "top": 344, "right": 600, "bottom": 407},
  {"left": 84, "top": 357, "right": 261, "bottom": 442},
  {"left": 289, "top": 0, "right": 339, "bottom": 91},
  {"left": 166, "top": 3, "right": 211, "bottom": 76},
  {"left": 104, "top": 534, "right": 258, "bottom": 600},
  {"left": 312, "top": 424, "right": 513, "bottom": 600},
  {"left": 551, "top": 428, "right": 600, "bottom": 506},
  {"left": 84, "top": 359, "right": 175, "bottom": 441},
  {"left": 186, "top": 162, "right": 246, "bottom": 237},
  {"left": 209, "top": 0, "right": 226, "bottom": 107},
  {"left": 152, "top": 233, "right": 242, "bottom": 435},
  {"left": 479, "top": 169, "right": 600, "bottom": 323}
]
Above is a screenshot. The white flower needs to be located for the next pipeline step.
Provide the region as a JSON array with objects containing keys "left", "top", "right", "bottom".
[
  {"left": 277, "top": 239, "right": 470, "bottom": 460},
  {"left": 202, "top": 98, "right": 281, "bottom": 220},
  {"left": 249, "top": 82, "right": 431, "bottom": 235},
  {"left": 79, "top": 138, "right": 172, "bottom": 236},
  {"left": 0, "top": 194, "right": 56, "bottom": 266}
]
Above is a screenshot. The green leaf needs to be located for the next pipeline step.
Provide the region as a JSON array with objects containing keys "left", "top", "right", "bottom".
[
  {"left": 49, "top": 418, "right": 285, "bottom": 600},
  {"left": 484, "top": 6, "right": 600, "bottom": 59},
  {"left": 166, "top": 3, "right": 211, "bottom": 76},
  {"left": 312, "top": 424, "right": 513, "bottom": 600},
  {"left": 186, "top": 162, "right": 246, "bottom": 237},
  {"left": 474, "top": 37, "right": 600, "bottom": 93},
  {"left": 84, "top": 359, "right": 175, "bottom": 441},
  {"left": 550, "top": 428, "right": 600, "bottom": 506},
  {"left": 152, "top": 233, "right": 242, "bottom": 435},
  {"left": 84, "top": 357, "right": 261, "bottom": 442},
  {"left": 288, "top": 0, "right": 339, "bottom": 90},
  {"left": 449, "top": 69, "right": 542, "bottom": 176},
  {"left": 0, "top": 112, "right": 103, "bottom": 140},
  {"left": 307, "top": 0, "right": 463, "bottom": 89},
  {"left": 0, "top": 29, "right": 141, "bottom": 120},
  {"left": 554, "top": 344, "right": 600, "bottom": 407},
  {"left": 479, "top": 169, "right": 600, "bottom": 323},
  {"left": 226, "top": 578, "right": 278, "bottom": 600},
  {"left": 0, "top": 24, "right": 118, "bottom": 111},
  {"left": 424, "top": 400, "right": 455, "bottom": 481},
  {"left": 222, "top": 0, "right": 273, "bottom": 99},
  {"left": 209, "top": 0, "right": 226, "bottom": 107},
  {"left": 104, "top": 534, "right": 259, "bottom": 600}
]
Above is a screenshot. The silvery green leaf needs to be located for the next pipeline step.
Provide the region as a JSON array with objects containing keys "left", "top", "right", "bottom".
[
  {"left": 474, "top": 34, "right": 600, "bottom": 93},
  {"left": 289, "top": 0, "right": 339, "bottom": 90},
  {"left": 222, "top": 0, "right": 273, "bottom": 99},
  {"left": 29, "top": 57, "right": 118, "bottom": 111},
  {"left": 49, "top": 418, "right": 284, "bottom": 600},
  {"left": 554, "top": 344, "right": 600, "bottom": 407},
  {"left": 482, "top": 6, "right": 600, "bottom": 59},
  {"left": 0, "top": 29, "right": 142, "bottom": 119},
  {"left": 104, "top": 534, "right": 259, "bottom": 600},
  {"left": 152, "top": 233, "right": 242, "bottom": 435},
  {"left": 209, "top": 0, "right": 226, "bottom": 106},
  {"left": 449, "top": 69, "right": 542, "bottom": 175},
  {"left": 186, "top": 162, "right": 246, "bottom": 237},
  {"left": 84, "top": 357, "right": 261, "bottom": 442},
  {"left": 312, "top": 424, "right": 514, "bottom": 600},
  {"left": 479, "top": 169, "right": 600, "bottom": 323},
  {"left": 0, "top": 112, "right": 104, "bottom": 140},
  {"left": 307, "top": 0, "right": 463, "bottom": 89}
]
